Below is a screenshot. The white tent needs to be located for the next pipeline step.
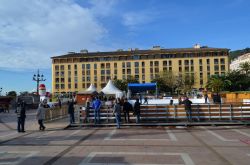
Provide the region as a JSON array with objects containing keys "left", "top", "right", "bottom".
[
  {"left": 101, "top": 80, "right": 123, "bottom": 97},
  {"left": 86, "top": 84, "right": 97, "bottom": 93}
]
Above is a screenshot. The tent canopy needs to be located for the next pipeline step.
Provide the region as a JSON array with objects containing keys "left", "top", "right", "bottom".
[
  {"left": 101, "top": 80, "right": 122, "bottom": 95},
  {"left": 86, "top": 84, "right": 97, "bottom": 92},
  {"left": 128, "top": 83, "right": 157, "bottom": 92}
]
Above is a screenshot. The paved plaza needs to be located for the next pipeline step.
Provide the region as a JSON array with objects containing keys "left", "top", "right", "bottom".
[{"left": 1, "top": 110, "right": 250, "bottom": 164}]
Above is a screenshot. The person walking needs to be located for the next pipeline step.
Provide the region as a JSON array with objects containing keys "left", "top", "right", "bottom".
[
  {"left": 36, "top": 101, "right": 46, "bottom": 131},
  {"left": 134, "top": 98, "right": 141, "bottom": 123},
  {"left": 123, "top": 98, "right": 133, "bottom": 123},
  {"left": 182, "top": 96, "right": 193, "bottom": 122},
  {"left": 84, "top": 98, "right": 90, "bottom": 123},
  {"left": 16, "top": 99, "right": 26, "bottom": 133},
  {"left": 92, "top": 97, "right": 102, "bottom": 125},
  {"left": 204, "top": 93, "right": 208, "bottom": 104},
  {"left": 113, "top": 99, "right": 121, "bottom": 129},
  {"left": 68, "top": 99, "right": 75, "bottom": 124},
  {"left": 143, "top": 96, "right": 148, "bottom": 104}
]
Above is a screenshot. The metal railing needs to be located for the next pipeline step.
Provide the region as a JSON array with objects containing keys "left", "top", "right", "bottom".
[{"left": 75, "top": 103, "right": 250, "bottom": 124}]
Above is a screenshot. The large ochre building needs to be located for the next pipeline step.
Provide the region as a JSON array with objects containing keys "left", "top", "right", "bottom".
[{"left": 51, "top": 45, "right": 229, "bottom": 94}]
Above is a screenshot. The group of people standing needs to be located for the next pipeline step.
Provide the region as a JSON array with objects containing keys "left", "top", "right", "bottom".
[{"left": 83, "top": 97, "right": 141, "bottom": 129}]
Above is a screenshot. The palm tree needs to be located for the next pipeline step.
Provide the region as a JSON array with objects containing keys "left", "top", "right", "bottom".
[
  {"left": 239, "top": 62, "right": 250, "bottom": 75},
  {"left": 206, "top": 75, "right": 231, "bottom": 93}
]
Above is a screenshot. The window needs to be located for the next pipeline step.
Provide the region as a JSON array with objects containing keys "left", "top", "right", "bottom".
[
  {"left": 74, "top": 77, "right": 78, "bottom": 82},
  {"left": 86, "top": 64, "right": 90, "bottom": 69},
  {"left": 126, "top": 62, "right": 131, "bottom": 68},
  {"left": 220, "top": 58, "right": 225, "bottom": 64},
  {"left": 94, "top": 64, "right": 97, "bottom": 69},
  {"left": 199, "top": 66, "right": 203, "bottom": 72},
  {"left": 185, "top": 66, "right": 189, "bottom": 72},
  {"left": 150, "top": 61, "right": 153, "bottom": 66},
  {"left": 68, "top": 84, "right": 71, "bottom": 89},
  {"left": 179, "top": 60, "right": 182, "bottom": 65},
  {"left": 199, "top": 59, "right": 202, "bottom": 65},
  {"left": 134, "top": 62, "right": 139, "bottom": 67},
  {"left": 221, "top": 65, "right": 225, "bottom": 71},
  {"left": 214, "top": 65, "right": 219, "bottom": 71},
  {"left": 60, "top": 65, "right": 64, "bottom": 70},
  {"left": 75, "top": 83, "right": 78, "bottom": 88},
  {"left": 87, "top": 77, "right": 91, "bottom": 81},
  {"left": 55, "top": 78, "right": 59, "bottom": 83},
  {"left": 68, "top": 71, "right": 71, "bottom": 76},
  {"left": 101, "top": 63, "right": 105, "bottom": 69},
  {"left": 133, "top": 55, "right": 140, "bottom": 60},
  {"left": 214, "top": 59, "right": 219, "bottom": 65},
  {"left": 114, "top": 70, "right": 117, "bottom": 74},
  {"left": 82, "top": 64, "right": 85, "bottom": 69},
  {"left": 68, "top": 78, "right": 71, "bottom": 82},
  {"left": 74, "top": 64, "right": 77, "bottom": 70},
  {"left": 169, "top": 61, "right": 172, "bottom": 66},
  {"left": 74, "top": 71, "right": 77, "bottom": 76},
  {"left": 190, "top": 60, "right": 194, "bottom": 65},
  {"left": 101, "top": 76, "right": 105, "bottom": 81},
  {"left": 135, "top": 68, "right": 139, "bottom": 74},
  {"left": 179, "top": 67, "right": 182, "bottom": 72},
  {"left": 155, "top": 68, "right": 159, "bottom": 73},
  {"left": 184, "top": 60, "right": 189, "bottom": 65},
  {"left": 106, "top": 63, "right": 110, "bottom": 68},
  {"left": 163, "top": 61, "right": 168, "bottom": 66},
  {"left": 154, "top": 61, "right": 159, "bottom": 66},
  {"left": 82, "top": 84, "right": 85, "bottom": 88},
  {"left": 55, "top": 65, "right": 59, "bottom": 70},
  {"left": 101, "top": 70, "right": 105, "bottom": 75},
  {"left": 206, "top": 59, "right": 210, "bottom": 64},
  {"left": 142, "top": 62, "right": 145, "bottom": 67},
  {"left": 61, "top": 84, "right": 65, "bottom": 89},
  {"left": 114, "top": 63, "right": 117, "bottom": 68},
  {"left": 169, "top": 67, "right": 172, "bottom": 71},
  {"left": 142, "top": 68, "right": 145, "bottom": 74},
  {"left": 191, "top": 66, "right": 194, "bottom": 71},
  {"left": 94, "top": 70, "right": 97, "bottom": 74},
  {"left": 122, "top": 69, "right": 125, "bottom": 74},
  {"left": 207, "top": 66, "right": 210, "bottom": 71},
  {"left": 67, "top": 65, "right": 71, "bottom": 70},
  {"left": 122, "top": 62, "right": 125, "bottom": 68},
  {"left": 127, "top": 69, "right": 131, "bottom": 74}
]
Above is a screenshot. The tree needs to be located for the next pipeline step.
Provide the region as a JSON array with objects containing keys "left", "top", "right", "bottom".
[
  {"left": 7, "top": 91, "right": 17, "bottom": 97},
  {"left": 225, "top": 70, "right": 250, "bottom": 91},
  {"left": 151, "top": 77, "right": 171, "bottom": 94},
  {"left": 239, "top": 61, "right": 250, "bottom": 75},
  {"left": 175, "top": 73, "right": 196, "bottom": 94},
  {"left": 160, "top": 71, "right": 177, "bottom": 94},
  {"left": 113, "top": 79, "right": 127, "bottom": 91},
  {"left": 206, "top": 75, "right": 231, "bottom": 93}
]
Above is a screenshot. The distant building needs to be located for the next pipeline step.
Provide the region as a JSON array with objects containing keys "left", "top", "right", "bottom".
[
  {"left": 51, "top": 45, "right": 229, "bottom": 94},
  {"left": 230, "top": 53, "right": 250, "bottom": 71}
]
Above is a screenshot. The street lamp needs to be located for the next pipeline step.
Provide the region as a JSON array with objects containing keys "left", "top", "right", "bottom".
[
  {"left": 33, "top": 69, "right": 46, "bottom": 95},
  {"left": 0, "top": 87, "right": 2, "bottom": 96}
]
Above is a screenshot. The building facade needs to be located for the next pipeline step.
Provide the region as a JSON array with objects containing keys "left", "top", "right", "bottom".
[
  {"left": 51, "top": 46, "right": 229, "bottom": 94},
  {"left": 230, "top": 53, "right": 250, "bottom": 71}
]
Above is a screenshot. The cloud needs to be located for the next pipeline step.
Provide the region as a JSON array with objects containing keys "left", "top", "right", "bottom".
[
  {"left": 122, "top": 10, "right": 158, "bottom": 29},
  {"left": 0, "top": 0, "right": 108, "bottom": 69}
]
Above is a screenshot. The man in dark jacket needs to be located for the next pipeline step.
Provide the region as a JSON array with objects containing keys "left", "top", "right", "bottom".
[
  {"left": 123, "top": 98, "right": 133, "bottom": 123},
  {"left": 68, "top": 99, "right": 75, "bottom": 124},
  {"left": 16, "top": 100, "right": 26, "bottom": 132},
  {"left": 182, "top": 96, "right": 192, "bottom": 122},
  {"left": 134, "top": 98, "right": 141, "bottom": 123}
]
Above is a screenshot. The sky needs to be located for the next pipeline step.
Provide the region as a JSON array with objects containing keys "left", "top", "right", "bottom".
[{"left": 0, "top": 0, "right": 250, "bottom": 94}]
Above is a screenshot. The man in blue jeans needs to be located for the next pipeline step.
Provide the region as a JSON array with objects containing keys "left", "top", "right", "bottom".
[{"left": 92, "top": 97, "right": 102, "bottom": 125}]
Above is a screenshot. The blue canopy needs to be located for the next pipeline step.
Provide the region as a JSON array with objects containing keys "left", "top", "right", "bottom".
[{"left": 128, "top": 83, "right": 157, "bottom": 92}]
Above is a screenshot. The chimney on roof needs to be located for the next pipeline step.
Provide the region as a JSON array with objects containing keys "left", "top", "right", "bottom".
[
  {"left": 80, "top": 49, "right": 88, "bottom": 53},
  {"left": 152, "top": 46, "right": 161, "bottom": 50},
  {"left": 193, "top": 44, "right": 201, "bottom": 49}
]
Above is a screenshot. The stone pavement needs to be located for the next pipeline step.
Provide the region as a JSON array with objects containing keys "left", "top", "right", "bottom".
[{"left": 1, "top": 110, "right": 250, "bottom": 164}]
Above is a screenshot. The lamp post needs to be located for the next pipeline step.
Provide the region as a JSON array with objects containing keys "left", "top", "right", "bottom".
[
  {"left": 0, "top": 87, "right": 2, "bottom": 96},
  {"left": 33, "top": 69, "right": 46, "bottom": 95}
]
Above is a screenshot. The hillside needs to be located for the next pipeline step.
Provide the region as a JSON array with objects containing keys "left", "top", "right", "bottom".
[{"left": 229, "top": 47, "right": 250, "bottom": 60}]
